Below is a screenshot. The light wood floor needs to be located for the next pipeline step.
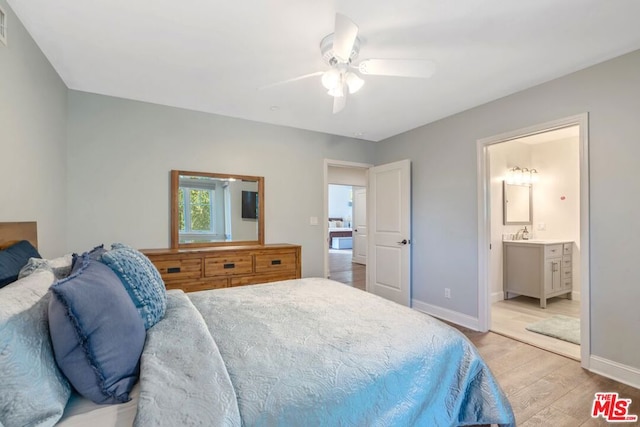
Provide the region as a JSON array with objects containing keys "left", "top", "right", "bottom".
[
  {"left": 455, "top": 325, "right": 640, "bottom": 426},
  {"left": 328, "top": 249, "right": 366, "bottom": 291},
  {"left": 492, "top": 295, "right": 581, "bottom": 360}
]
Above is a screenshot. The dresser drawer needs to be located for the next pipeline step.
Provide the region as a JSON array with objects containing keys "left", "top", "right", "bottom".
[
  {"left": 205, "top": 255, "right": 253, "bottom": 277},
  {"left": 563, "top": 243, "right": 572, "bottom": 255},
  {"left": 153, "top": 257, "right": 202, "bottom": 283},
  {"left": 230, "top": 272, "right": 296, "bottom": 287},
  {"left": 255, "top": 251, "right": 297, "bottom": 274},
  {"left": 165, "top": 278, "right": 228, "bottom": 292},
  {"left": 562, "top": 278, "right": 572, "bottom": 290},
  {"left": 562, "top": 255, "right": 572, "bottom": 268},
  {"left": 544, "top": 244, "right": 563, "bottom": 258}
]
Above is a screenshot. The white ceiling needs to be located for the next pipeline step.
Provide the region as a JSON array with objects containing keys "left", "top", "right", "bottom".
[
  {"left": 8, "top": 0, "right": 640, "bottom": 141},
  {"left": 517, "top": 125, "right": 579, "bottom": 145}
]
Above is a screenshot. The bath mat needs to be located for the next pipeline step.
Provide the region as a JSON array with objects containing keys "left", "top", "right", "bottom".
[{"left": 526, "top": 315, "right": 580, "bottom": 345}]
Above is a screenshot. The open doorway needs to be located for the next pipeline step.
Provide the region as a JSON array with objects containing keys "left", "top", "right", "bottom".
[
  {"left": 328, "top": 184, "right": 365, "bottom": 290},
  {"left": 324, "top": 160, "right": 371, "bottom": 291},
  {"left": 477, "top": 114, "right": 590, "bottom": 367},
  {"left": 489, "top": 126, "right": 581, "bottom": 360}
]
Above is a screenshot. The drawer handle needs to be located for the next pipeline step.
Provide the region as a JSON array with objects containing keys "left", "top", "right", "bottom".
[
  {"left": 224, "top": 263, "right": 235, "bottom": 269},
  {"left": 167, "top": 267, "right": 181, "bottom": 274},
  {"left": 271, "top": 259, "right": 282, "bottom": 265}
]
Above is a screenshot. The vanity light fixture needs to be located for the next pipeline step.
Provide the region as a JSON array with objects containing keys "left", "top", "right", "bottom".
[{"left": 506, "top": 166, "right": 539, "bottom": 184}]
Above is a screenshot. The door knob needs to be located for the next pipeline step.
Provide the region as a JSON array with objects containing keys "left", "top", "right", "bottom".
[{"left": 398, "top": 239, "right": 408, "bottom": 245}]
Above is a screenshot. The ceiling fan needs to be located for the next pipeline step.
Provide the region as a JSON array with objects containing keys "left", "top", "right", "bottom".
[{"left": 261, "top": 13, "right": 436, "bottom": 114}]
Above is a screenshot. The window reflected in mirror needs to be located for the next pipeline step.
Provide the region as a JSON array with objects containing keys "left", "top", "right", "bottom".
[{"left": 171, "top": 171, "right": 264, "bottom": 248}]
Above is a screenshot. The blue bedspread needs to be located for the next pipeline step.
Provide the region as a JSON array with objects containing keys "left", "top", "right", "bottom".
[{"left": 137, "top": 278, "right": 515, "bottom": 427}]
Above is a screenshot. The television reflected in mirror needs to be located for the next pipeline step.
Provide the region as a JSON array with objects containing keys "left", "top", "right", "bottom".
[
  {"left": 241, "top": 191, "right": 258, "bottom": 220},
  {"left": 171, "top": 170, "right": 264, "bottom": 248}
]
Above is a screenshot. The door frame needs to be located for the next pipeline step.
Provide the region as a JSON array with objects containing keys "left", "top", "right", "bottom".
[
  {"left": 351, "top": 186, "right": 367, "bottom": 265},
  {"left": 476, "top": 113, "right": 590, "bottom": 368},
  {"left": 323, "top": 159, "right": 373, "bottom": 281}
]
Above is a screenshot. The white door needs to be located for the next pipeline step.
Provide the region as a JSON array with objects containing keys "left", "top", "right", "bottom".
[
  {"left": 368, "top": 160, "right": 411, "bottom": 306},
  {"left": 352, "top": 187, "right": 367, "bottom": 265}
]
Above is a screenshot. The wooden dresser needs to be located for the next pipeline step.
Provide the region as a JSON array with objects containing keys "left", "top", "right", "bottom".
[{"left": 142, "top": 244, "right": 301, "bottom": 292}]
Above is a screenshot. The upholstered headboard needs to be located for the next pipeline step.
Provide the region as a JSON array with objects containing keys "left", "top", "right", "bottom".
[{"left": 0, "top": 222, "right": 38, "bottom": 250}]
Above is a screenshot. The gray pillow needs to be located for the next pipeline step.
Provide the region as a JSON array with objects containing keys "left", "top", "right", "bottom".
[
  {"left": 0, "top": 269, "right": 71, "bottom": 427},
  {"left": 48, "top": 254, "right": 146, "bottom": 404},
  {"left": 18, "top": 254, "right": 73, "bottom": 281}
]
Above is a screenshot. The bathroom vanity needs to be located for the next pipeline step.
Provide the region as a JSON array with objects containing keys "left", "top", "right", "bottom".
[{"left": 503, "top": 240, "right": 573, "bottom": 308}]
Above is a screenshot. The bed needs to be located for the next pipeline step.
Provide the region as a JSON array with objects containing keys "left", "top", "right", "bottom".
[
  {"left": 0, "top": 222, "right": 515, "bottom": 427},
  {"left": 328, "top": 217, "right": 352, "bottom": 248}
]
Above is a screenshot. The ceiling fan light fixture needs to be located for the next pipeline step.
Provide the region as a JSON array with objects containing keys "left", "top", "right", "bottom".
[
  {"left": 321, "top": 69, "right": 341, "bottom": 91},
  {"left": 345, "top": 71, "right": 364, "bottom": 94}
]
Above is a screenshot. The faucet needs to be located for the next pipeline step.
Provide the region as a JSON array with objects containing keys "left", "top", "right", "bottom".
[{"left": 514, "top": 226, "right": 529, "bottom": 240}]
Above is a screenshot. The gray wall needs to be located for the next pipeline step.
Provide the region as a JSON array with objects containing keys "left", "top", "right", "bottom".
[
  {"left": 0, "top": 0, "right": 67, "bottom": 257},
  {"left": 376, "top": 49, "right": 640, "bottom": 370},
  {"left": 66, "top": 91, "right": 375, "bottom": 277},
  {"left": 5, "top": 0, "right": 640, "bottom": 377}
]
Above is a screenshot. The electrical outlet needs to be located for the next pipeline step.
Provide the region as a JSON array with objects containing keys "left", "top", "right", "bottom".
[{"left": 444, "top": 288, "right": 451, "bottom": 299}]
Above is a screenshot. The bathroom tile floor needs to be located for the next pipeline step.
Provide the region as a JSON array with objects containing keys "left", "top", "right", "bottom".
[
  {"left": 491, "top": 295, "right": 581, "bottom": 360},
  {"left": 490, "top": 296, "right": 580, "bottom": 361}
]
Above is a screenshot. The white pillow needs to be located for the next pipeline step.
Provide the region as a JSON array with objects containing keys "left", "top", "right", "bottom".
[{"left": 0, "top": 269, "right": 71, "bottom": 427}]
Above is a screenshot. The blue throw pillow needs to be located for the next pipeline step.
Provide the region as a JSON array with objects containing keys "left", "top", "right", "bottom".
[
  {"left": 70, "top": 244, "right": 107, "bottom": 273},
  {"left": 0, "top": 269, "right": 71, "bottom": 427},
  {"left": 48, "top": 254, "right": 146, "bottom": 404},
  {"left": 101, "top": 243, "right": 166, "bottom": 330},
  {"left": 0, "top": 240, "right": 41, "bottom": 288}
]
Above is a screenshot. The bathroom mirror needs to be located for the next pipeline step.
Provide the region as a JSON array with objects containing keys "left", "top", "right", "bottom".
[
  {"left": 503, "top": 181, "right": 532, "bottom": 225},
  {"left": 171, "top": 170, "right": 264, "bottom": 248}
]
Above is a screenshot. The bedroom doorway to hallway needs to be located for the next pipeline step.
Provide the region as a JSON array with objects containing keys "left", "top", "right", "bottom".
[
  {"left": 477, "top": 114, "right": 590, "bottom": 367},
  {"left": 324, "top": 159, "right": 412, "bottom": 307},
  {"left": 324, "top": 160, "right": 371, "bottom": 291}
]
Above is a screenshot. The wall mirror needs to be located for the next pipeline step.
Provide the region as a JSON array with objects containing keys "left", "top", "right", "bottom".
[
  {"left": 171, "top": 170, "right": 264, "bottom": 248},
  {"left": 503, "top": 181, "right": 532, "bottom": 225}
]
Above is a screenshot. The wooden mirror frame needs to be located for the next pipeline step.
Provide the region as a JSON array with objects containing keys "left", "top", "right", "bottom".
[{"left": 171, "top": 170, "right": 264, "bottom": 249}]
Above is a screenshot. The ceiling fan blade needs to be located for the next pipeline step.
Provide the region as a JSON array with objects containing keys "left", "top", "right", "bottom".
[
  {"left": 258, "top": 71, "right": 324, "bottom": 90},
  {"left": 358, "top": 59, "right": 436, "bottom": 78},
  {"left": 333, "top": 13, "right": 359, "bottom": 63},
  {"left": 332, "top": 94, "right": 347, "bottom": 114}
]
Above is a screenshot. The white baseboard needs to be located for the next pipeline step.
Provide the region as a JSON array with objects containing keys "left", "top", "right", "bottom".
[
  {"left": 412, "top": 299, "right": 480, "bottom": 331},
  {"left": 491, "top": 291, "right": 503, "bottom": 303},
  {"left": 589, "top": 355, "right": 640, "bottom": 390}
]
